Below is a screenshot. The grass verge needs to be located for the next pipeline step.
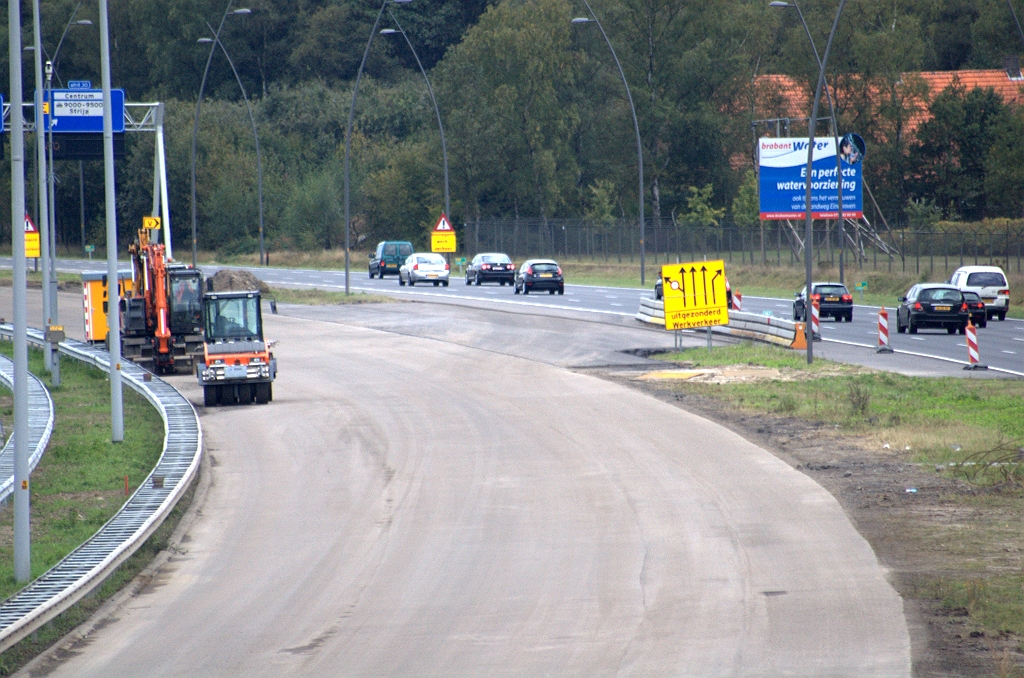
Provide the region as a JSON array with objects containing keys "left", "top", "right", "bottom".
[
  {"left": 649, "top": 340, "right": 1024, "bottom": 653},
  {"left": 270, "top": 287, "right": 396, "bottom": 306},
  {"left": 0, "top": 343, "right": 173, "bottom": 674}
]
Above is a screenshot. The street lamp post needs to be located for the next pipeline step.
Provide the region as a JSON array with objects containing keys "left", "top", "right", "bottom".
[
  {"left": 190, "top": 2, "right": 251, "bottom": 268},
  {"left": 770, "top": 0, "right": 847, "bottom": 363},
  {"left": 380, "top": 10, "right": 449, "bottom": 218},
  {"left": 572, "top": 3, "right": 646, "bottom": 285},
  {"left": 199, "top": 23, "right": 265, "bottom": 266},
  {"left": 344, "top": 0, "right": 413, "bottom": 295},
  {"left": 770, "top": 0, "right": 846, "bottom": 286}
]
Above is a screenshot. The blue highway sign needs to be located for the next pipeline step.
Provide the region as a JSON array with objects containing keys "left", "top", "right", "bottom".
[{"left": 44, "top": 89, "right": 125, "bottom": 133}]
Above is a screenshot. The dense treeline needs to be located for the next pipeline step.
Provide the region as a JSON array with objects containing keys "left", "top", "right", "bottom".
[{"left": 0, "top": 0, "right": 1022, "bottom": 254}]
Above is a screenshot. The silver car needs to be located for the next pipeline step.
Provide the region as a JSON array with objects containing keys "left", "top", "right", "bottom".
[{"left": 399, "top": 252, "right": 450, "bottom": 287}]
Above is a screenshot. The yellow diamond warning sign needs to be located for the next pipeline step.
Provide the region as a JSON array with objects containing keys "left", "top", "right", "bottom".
[
  {"left": 430, "top": 213, "right": 456, "bottom": 253},
  {"left": 662, "top": 260, "right": 729, "bottom": 330}
]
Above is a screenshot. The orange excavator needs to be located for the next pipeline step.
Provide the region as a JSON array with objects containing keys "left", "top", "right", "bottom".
[{"left": 121, "top": 226, "right": 204, "bottom": 374}]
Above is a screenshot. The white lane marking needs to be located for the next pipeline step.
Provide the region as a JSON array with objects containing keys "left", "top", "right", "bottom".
[
  {"left": 774, "top": 303, "right": 789, "bottom": 308},
  {"left": 956, "top": 343, "right": 967, "bottom": 347},
  {"left": 610, "top": 303, "right": 624, "bottom": 307},
  {"left": 866, "top": 332, "right": 877, "bottom": 336},
  {"left": 1014, "top": 338, "right": 1024, "bottom": 342},
  {"left": 569, "top": 299, "right": 581, "bottom": 303},
  {"left": 1002, "top": 350, "right": 1016, "bottom": 354},
  {"left": 910, "top": 337, "right": 926, "bottom": 341}
]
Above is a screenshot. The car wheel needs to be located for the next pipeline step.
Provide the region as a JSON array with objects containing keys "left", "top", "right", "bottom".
[
  {"left": 204, "top": 385, "right": 217, "bottom": 407},
  {"left": 548, "top": 289, "right": 555, "bottom": 295},
  {"left": 255, "top": 383, "right": 270, "bottom": 404},
  {"left": 442, "top": 280, "right": 449, "bottom": 287},
  {"left": 947, "top": 326, "right": 956, "bottom": 335},
  {"left": 896, "top": 318, "right": 906, "bottom": 334},
  {"left": 558, "top": 288, "right": 564, "bottom": 295},
  {"left": 847, "top": 312, "right": 853, "bottom": 323},
  {"left": 368, "top": 269, "right": 375, "bottom": 279},
  {"left": 959, "top": 324, "right": 967, "bottom": 335},
  {"left": 523, "top": 287, "right": 529, "bottom": 295},
  {"left": 980, "top": 319, "right": 988, "bottom": 328},
  {"left": 908, "top": 319, "right": 917, "bottom": 334},
  {"left": 399, "top": 275, "right": 406, "bottom": 286},
  {"left": 475, "top": 273, "right": 482, "bottom": 286},
  {"left": 465, "top": 274, "right": 471, "bottom": 285},
  {"left": 999, "top": 312, "right": 1006, "bottom": 321},
  {"left": 409, "top": 279, "right": 415, "bottom": 286}
]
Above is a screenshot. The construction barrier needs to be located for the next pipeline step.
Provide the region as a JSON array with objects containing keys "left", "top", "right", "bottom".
[
  {"left": 877, "top": 307, "right": 893, "bottom": 354},
  {"left": 636, "top": 297, "right": 804, "bottom": 349},
  {"left": 964, "top": 321, "right": 988, "bottom": 370},
  {"left": 810, "top": 299, "right": 821, "bottom": 341},
  {"left": 732, "top": 291, "right": 742, "bottom": 311}
]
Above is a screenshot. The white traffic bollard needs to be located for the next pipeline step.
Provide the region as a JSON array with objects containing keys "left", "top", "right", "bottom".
[
  {"left": 877, "top": 307, "right": 893, "bottom": 353},
  {"left": 810, "top": 298, "right": 821, "bottom": 341},
  {"left": 964, "top": 320, "right": 987, "bottom": 370}
]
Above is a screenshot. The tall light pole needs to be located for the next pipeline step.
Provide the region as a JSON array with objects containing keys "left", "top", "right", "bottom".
[
  {"left": 572, "top": 2, "right": 646, "bottom": 285},
  {"left": 344, "top": 0, "right": 412, "bottom": 295},
  {"left": 199, "top": 22, "right": 265, "bottom": 266},
  {"left": 380, "top": 9, "right": 449, "bottom": 219},
  {"left": 31, "top": 0, "right": 53, "bottom": 377},
  {"left": 11, "top": 0, "right": 32, "bottom": 584},
  {"left": 770, "top": 0, "right": 845, "bottom": 286},
  {"left": 98, "top": 0, "right": 124, "bottom": 441},
  {"left": 190, "top": 2, "right": 251, "bottom": 268},
  {"left": 772, "top": 0, "right": 846, "bottom": 363},
  {"left": 1009, "top": 0, "right": 1024, "bottom": 47}
]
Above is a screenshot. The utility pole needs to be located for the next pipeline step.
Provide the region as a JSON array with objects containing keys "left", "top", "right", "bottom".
[
  {"left": 31, "top": 0, "right": 52, "bottom": 374},
  {"left": 99, "top": 0, "right": 124, "bottom": 441},
  {"left": 10, "top": 0, "right": 33, "bottom": 583}
]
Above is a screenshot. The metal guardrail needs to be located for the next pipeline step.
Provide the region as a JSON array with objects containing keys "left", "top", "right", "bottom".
[
  {"left": 0, "top": 326, "right": 202, "bottom": 652},
  {"left": 0, "top": 357, "right": 54, "bottom": 503},
  {"left": 636, "top": 297, "right": 801, "bottom": 347}
]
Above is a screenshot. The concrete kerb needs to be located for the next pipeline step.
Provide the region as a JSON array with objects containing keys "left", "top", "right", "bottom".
[{"left": 636, "top": 297, "right": 802, "bottom": 348}]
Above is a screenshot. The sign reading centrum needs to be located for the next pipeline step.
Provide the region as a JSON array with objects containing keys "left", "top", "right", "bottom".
[
  {"left": 758, "top": 137, "right": 863, "bottom": 220},
  {"left": 43, "top": 89, "right": 126, "bottom": 133}
]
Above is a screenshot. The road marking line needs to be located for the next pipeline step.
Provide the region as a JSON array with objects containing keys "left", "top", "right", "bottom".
[
  {"left": 610, "top": 303, "right": 624, "bottom": 307},
  {"left": 823, "top": 337, "right": 1024, "bottom": 377},
  {"left": 1002, "top": 350, "right": 1016, "bottom": 354}
]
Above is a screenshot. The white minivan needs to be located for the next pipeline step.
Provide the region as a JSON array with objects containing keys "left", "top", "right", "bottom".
[{"left": 948, "top": 265, "right": 1010, "bottom": 321}]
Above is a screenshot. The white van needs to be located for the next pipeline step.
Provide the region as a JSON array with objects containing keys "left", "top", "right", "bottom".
[{"left": 948, "top": 265, "right": 1010, "bottom": 320}]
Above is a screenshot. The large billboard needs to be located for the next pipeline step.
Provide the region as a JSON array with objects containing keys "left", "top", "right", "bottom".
[{"left": 758, "top": 137, "right": 863, "bottom": 220}]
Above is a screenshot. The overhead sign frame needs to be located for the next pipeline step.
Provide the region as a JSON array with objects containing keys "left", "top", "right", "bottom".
[{"left": 662, "top": 260, "right": 729, "bottom": 330}]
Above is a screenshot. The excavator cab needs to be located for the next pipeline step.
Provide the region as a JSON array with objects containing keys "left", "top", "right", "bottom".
[{"left": 168, "top": 269, "right": 204, "bottom": 336}]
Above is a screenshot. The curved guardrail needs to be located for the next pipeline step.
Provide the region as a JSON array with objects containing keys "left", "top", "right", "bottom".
[
  {"left": 636, "top": 297, "right": 805, "bottom": 348},
  {"left": 0, "top": 326, "right": 202, "bottom": 652},
  {"left": 0, "top": 356, "right": 54, "bottom": 503}
]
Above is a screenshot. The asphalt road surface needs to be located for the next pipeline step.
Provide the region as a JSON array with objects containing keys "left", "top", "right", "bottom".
[
  {"left": 27, "top": 307, "right": 910, "bottom": 677},
  {"left": 4, "top": 256, "right": 1021, "bottom": 376}
]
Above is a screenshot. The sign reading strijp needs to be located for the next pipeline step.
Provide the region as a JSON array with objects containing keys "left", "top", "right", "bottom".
[
  {"left": 43, "top": 89, "right": 126, "bottom": 133},
  {"left": 661, "top": 260, "right": 729, "bottom": 330}
]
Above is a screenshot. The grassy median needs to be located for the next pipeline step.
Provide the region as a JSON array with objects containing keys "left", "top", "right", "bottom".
[{"left": 0, "top": 344, "right": 164, "bottom": 597}]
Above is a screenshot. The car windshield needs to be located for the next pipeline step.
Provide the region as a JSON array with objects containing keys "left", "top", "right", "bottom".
[
  {"left": 966, "top": 272, "right": 1006, "bottom": 287},
  {"left": 398, "top": 243, "right": 413, "bottom": 256},
  {"left": 919, "top": 288, "right": 961, "bottom": 303},
  {"left": 814, "top": 285, "right": 848, "bottom": 296},
  {"left": 416, "top": 255, "right": 444, "bottom": 265},
  {"left": 481, "top": 254, "right": 510, "bottom": 263},
  {"left": 532, "top": 262, "right": 559, "bottom": 272},
  {"left": 205, "top": 296, "right": 261, "bottom": 341},
  {"left": 962, "top": 291, "right": 981, "bottom": 301}
]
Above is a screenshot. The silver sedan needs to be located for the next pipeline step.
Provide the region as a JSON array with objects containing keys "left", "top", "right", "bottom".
[{"left": 399, "top": 253, "right": 450, "bottom": 287}]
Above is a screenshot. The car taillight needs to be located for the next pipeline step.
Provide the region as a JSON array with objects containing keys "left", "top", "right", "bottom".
[
  {"left": 810, "top": 293, "right": 821, "bottom": 301},
  {"left": 841, "top": 294, "right": 852, "bottom": 302},
  {"left": 999, "top": 289, "right": 1009, "bottom": 295},
  {"left": 961, "top": 303, "right": 968, "bottom": 311},
  {"left": 527, "top": 267, "right": 533, "bottom": 275},
  {"left": 445, "top": 263, "right": 450, "bottom": 271},
  {"left": 413, "top": 264, "right": 419, "bottom": 270},
  {"left": 557, "top": 268, "right": 562, "bottom": 275},
  {"left": 507, "top": 264, "right": 514, "bottom": 270},
  {"left": 913, "top": 302, "right": 922, "bottom": 311},
  {"left": 481, "top": 264, "right": 490, "bottom": 270}
]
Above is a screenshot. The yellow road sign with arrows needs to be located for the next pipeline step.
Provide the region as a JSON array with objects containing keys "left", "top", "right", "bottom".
[{"left": 661, "top": 260, "right": 729, "bottom": 330}]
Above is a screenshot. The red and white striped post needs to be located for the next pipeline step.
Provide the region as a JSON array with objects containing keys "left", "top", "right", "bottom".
[
  {"left": 964, "top": 320, "right": 988, "bottom": 370},
  {"left": 877, "top": 307, "right": 893, "bottom": 353},
  {"left": 732, "top": 291, "right": 742, "bottom": 311},
  {"left": 810, "top": 298, "right": 821, "bottom": 341}
]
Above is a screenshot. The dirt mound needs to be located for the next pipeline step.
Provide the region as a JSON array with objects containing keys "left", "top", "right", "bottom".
[{"left": 209, "top": 269, "right": 271, "bottom": 295}]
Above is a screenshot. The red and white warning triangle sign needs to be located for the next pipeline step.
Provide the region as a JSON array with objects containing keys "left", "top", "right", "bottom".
[
  {"left": 24, "top": 213, "right": 38, "bottom": 233},
  {"left": 433, "top": 213, "right": 453, "bottom": 232}
]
